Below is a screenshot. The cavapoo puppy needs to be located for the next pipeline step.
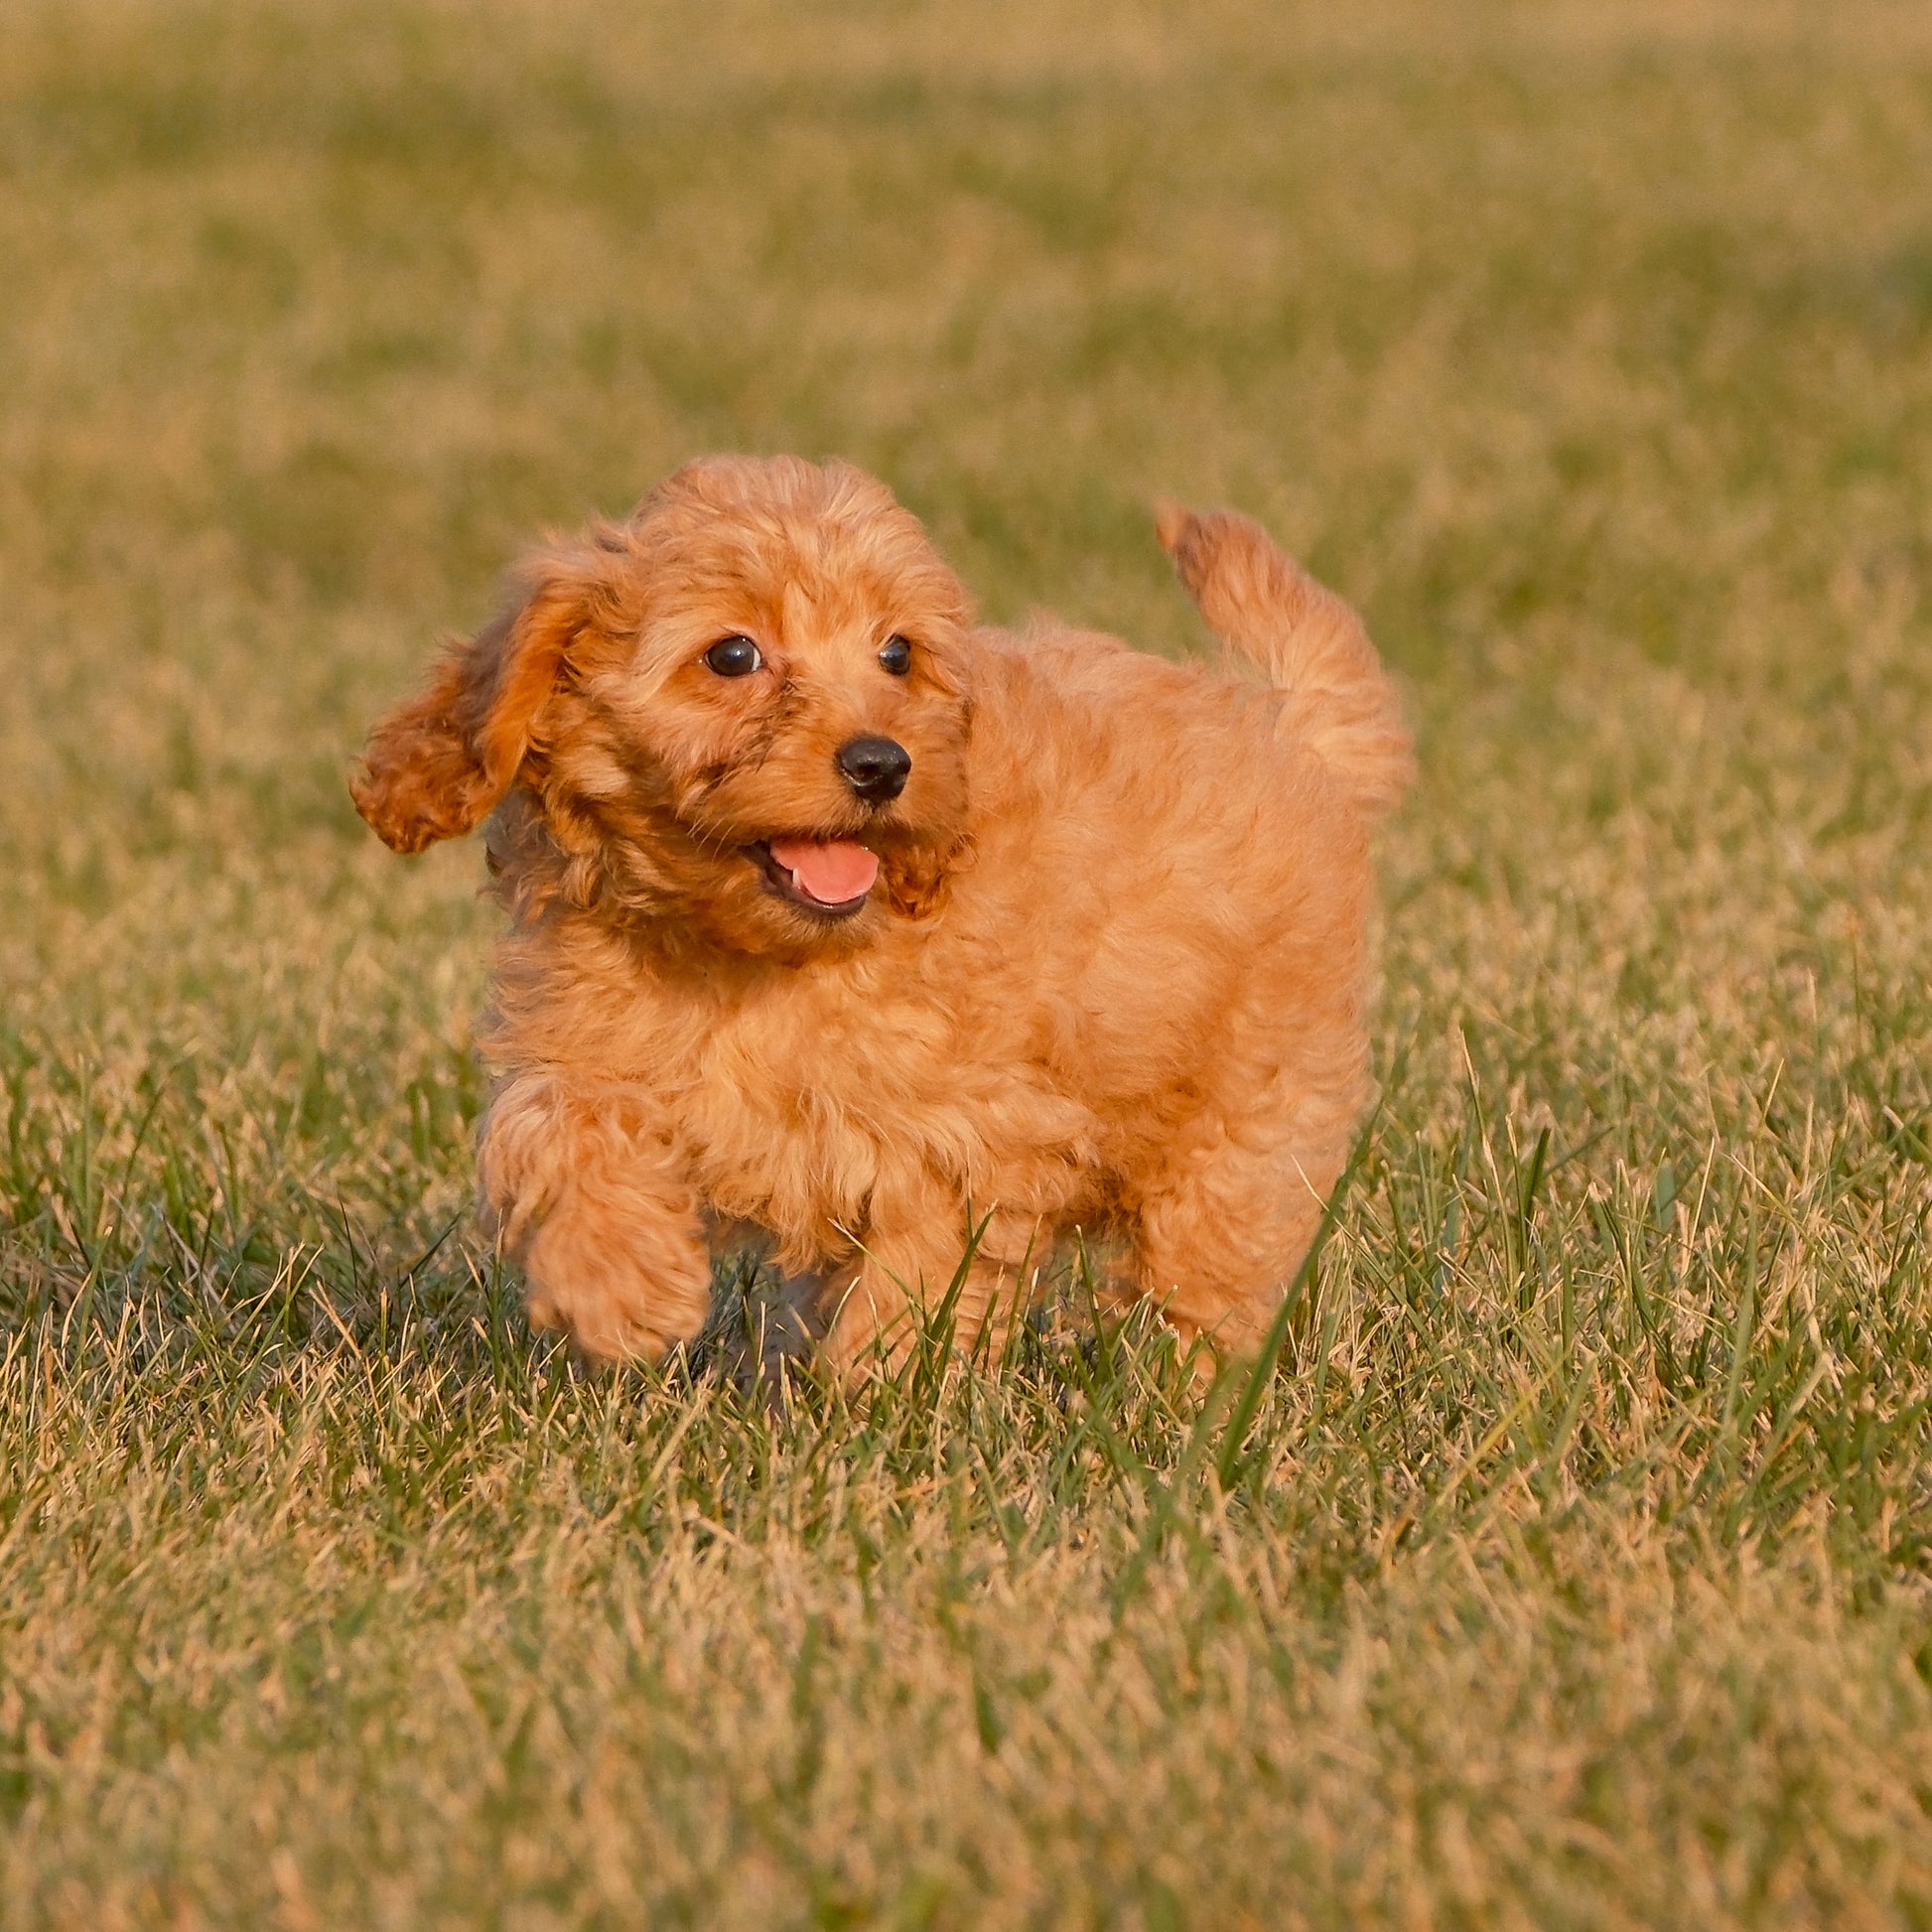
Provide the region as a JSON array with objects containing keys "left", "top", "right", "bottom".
[{"left": 351, "top": 456, "right": 1411, "bottom": 1378}]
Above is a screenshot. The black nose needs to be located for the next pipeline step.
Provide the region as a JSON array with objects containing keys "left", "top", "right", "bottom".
[{"left": 835, "top": 735, "right": 911, "bottom": 802}]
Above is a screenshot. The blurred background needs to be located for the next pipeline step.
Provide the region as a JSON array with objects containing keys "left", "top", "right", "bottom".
[
  {"left": 7, "top": 0, "right": 1930, "bottom": 971},
  {"left": 9, "top": 0, "right": 1932, "bottom": 1206}
]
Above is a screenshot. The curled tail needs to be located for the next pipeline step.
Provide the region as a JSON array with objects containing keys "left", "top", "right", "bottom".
[{"left": 1156, "top": 503, "right": 1414, "bottom": 814}]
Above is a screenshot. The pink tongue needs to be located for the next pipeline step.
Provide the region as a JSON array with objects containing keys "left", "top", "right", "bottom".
[{"left": 768, "top": 838, "right": 879, "bottom": 904}]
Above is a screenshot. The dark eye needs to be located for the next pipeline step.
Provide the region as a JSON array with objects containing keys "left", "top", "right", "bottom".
[
  {"left": 879, "top": 634, "right": 912, "bottom": 676},
  {"left": 703, "top": 635, "right": 762, "bottom": 677}
]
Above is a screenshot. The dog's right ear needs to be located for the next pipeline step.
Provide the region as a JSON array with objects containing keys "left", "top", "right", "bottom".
[{"left": 349, "top": 541, "right": 612, "bottom": 854}]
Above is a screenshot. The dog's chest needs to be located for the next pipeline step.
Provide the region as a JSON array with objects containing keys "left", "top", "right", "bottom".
[{"left": 673, "top": 972, "right": 1093, "bottom": 1244}]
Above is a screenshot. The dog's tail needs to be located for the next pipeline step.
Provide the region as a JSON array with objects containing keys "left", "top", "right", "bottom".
[{"left": 1156, "top": 503, "right": 1414, "bottom": 814}]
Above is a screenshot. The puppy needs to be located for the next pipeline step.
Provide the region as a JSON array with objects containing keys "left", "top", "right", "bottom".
[{"left": 351, "top": 456, "right": 1411, "bottom": 1377}]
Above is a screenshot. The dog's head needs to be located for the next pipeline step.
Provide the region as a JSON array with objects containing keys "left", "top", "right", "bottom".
[{"left": 350, "top": 456, "right": 975, "bottom": 959}]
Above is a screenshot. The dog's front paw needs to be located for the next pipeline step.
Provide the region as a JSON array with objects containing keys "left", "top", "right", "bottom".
[{"left": 519, "top": 1209, "right": 712, "bottom": 1365}]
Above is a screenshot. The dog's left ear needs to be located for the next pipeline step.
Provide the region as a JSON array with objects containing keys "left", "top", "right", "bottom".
[{"left": 350, "top": 537, "right": 617, "bottom": 854}]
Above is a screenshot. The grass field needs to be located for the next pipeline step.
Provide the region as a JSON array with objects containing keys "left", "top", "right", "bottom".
[{"left": 4, "top": 0, "right": 1932, "bottom": 1924}]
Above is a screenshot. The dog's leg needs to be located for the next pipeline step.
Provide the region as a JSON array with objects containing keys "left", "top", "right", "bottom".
[
  {"left": 818, "top": 1187, "right": 1044, "bottom": 1379},
  {"left": 1129, "top": 1087, "right": 1360, "bottom": 1364},
  {"left": 479, "top": 1076, "right": 712, "bottom": 1363}
]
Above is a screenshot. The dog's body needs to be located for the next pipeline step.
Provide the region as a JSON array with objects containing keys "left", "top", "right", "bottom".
[{"left": 352, "top": 458, "right": 1410, "bottom": 1372}]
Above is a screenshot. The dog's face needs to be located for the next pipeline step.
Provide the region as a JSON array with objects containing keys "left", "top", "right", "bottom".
[{"left": 350, "top": 457, "right": 975, "bottom": 961}]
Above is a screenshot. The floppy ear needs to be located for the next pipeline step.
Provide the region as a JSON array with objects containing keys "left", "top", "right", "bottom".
[{"left": 349, "top": 544, "right": 604, "bottom": 854}]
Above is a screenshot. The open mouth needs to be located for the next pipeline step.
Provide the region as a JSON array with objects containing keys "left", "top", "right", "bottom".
[{"left": 751, "top": 837, "right": 881, "bottom": 917}]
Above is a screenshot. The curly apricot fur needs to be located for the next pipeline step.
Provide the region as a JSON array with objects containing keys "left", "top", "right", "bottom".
[{"left": 352, "top": 456, "right": 1411, "bottom": 1375}]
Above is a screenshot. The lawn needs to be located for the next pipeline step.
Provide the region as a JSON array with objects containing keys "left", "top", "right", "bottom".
[{"left": 3, "top": 0, "right": 1932, "bottom": 1925}]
